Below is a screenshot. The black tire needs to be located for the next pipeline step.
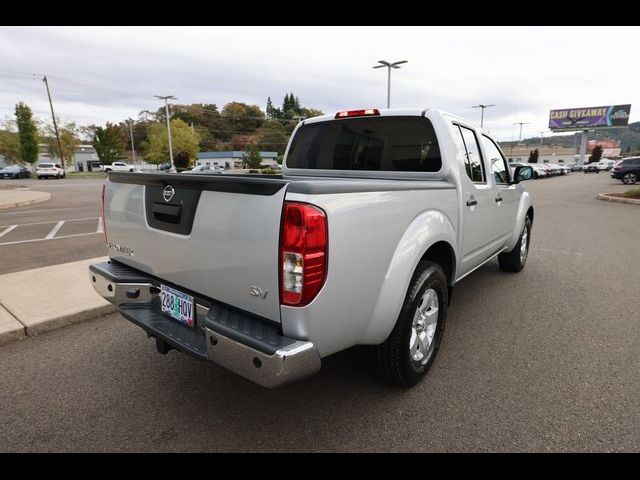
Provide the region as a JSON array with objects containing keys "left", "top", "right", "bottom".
[
  {"left": 622, "top": 173, "right": 637, "bottom": 185},
  {"left": 498, "top": 215, "right": 532, "bottom": 272},
  {"left": 370, "top": 261, "right": 448, "bottom": 387}
]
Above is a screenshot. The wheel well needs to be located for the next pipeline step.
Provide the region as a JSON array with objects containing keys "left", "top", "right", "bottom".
[
  {"left": 527, "top": 206, "right": 534, "bottom": 225},
  {"left": 421, "top": 241, "right": 455, "bottom": 286}
]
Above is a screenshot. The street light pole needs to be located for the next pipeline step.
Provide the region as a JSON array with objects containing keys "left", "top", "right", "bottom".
[
  {"left": 539, "top": 131, "right": 544, "bottom": 147},
  {"left": 373, "top": 60, "right": 407, "bottom": 108},
  {"left": 514, "top": 122, "right": 530, "bottom": 144},
  {"left": 471, "top": 104, "right": 496, "bottom": 128},
  {"left": 154, "top": 95, "right": 176, "bottom": 170}
]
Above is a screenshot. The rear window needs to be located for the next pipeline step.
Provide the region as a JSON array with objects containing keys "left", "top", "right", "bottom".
[
  {"left": 38, "top": 163, "right": 54, "bottom": 168},
  {"left": 286, "top": 116, "right": 442, "bottom": 172}
]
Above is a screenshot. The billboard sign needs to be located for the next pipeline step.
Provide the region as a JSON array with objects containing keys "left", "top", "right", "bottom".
[{"left": 549, "top": 104, "right": 631, "bottom": 131}]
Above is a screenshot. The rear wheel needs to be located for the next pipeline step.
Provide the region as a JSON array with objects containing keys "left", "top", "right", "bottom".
[
  {"left": 498, "top": 216, "right": 532, "bottom": 272},
  {"left": 623, "top": 173, "right": 637, "bottom": 185},
  {"left": 370, "top": 261, "right": 448, "bottom": 387}
]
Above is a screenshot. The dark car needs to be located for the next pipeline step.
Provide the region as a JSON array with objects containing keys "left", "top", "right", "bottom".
[
  {"left": 611, "top": 157, "right": 640, "bottom": 185},
  {"left": 0, "top": 165, "right": 31, "bottom": 179}
]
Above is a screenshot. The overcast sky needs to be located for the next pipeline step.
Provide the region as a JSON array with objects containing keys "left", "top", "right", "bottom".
[{"left": 1, "top": 26, "right": 638, "bottom": 141}]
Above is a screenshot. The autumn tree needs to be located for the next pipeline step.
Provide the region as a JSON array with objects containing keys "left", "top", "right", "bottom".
[
  {"left": 144, "top": 118, "right": 200, "bottom": 168},
  {"left": 43, "top": 122, "right": 78, "bottom": 167},
  {"left": 257, "top": 120, "right": 288, "bottom": 154},
  {"left": 589, "top": 145, "right": 603, "bottom": 163}
]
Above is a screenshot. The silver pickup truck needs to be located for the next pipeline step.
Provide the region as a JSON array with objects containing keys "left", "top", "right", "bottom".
[{"left": 90, "top": 108, "right": 534, "bottom": 388}]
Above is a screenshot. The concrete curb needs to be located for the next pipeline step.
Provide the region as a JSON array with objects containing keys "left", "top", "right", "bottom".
[
  {"left": 0, "top": 304, "right": 25, "bottom": 345},
  {"left": 596, "top": 193, "right": 640, "bottom": 205},
  {"left": 0, "top": 257, "right": 116, "bottom": 345},
  {"left": 0, "top": 190, "right": 51, "bottom": 210}
]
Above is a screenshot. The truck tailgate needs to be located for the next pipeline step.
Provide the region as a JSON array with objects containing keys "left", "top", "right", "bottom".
[{"left": 104, "top": 173, "right": 288, "bottom": 323}]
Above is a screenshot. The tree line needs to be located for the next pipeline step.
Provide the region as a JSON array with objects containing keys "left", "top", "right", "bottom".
[{"left": 0, "top": 94, "right": 323, "bottom": 169}]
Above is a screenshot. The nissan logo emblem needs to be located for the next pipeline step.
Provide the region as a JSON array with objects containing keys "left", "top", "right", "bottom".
[{"left": 163, "top": 185, "right": 175, "bottom": 202}]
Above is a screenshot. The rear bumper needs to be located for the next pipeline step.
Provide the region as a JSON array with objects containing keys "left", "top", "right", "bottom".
[{"left": 89, "top": 260, "right": 320, "bottom": 388}]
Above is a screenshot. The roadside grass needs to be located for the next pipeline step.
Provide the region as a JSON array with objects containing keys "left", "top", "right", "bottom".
[{"left": 622, "top": 187, "right": 640, "bottom": 199}]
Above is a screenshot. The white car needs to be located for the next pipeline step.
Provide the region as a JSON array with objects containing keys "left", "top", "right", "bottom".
[
  {"left": 101, "top": 162, "right": 140, "bottom": 173},
  {"left": 183, "top": 165, "right": 224, "bottom": 174},
  {"left": 36, "top": 162, "right": 66, "bottom": 179}
]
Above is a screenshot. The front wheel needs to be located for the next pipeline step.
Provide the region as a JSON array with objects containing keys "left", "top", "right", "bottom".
[
  {"left": 498, "top": 216, "right": 532, "bottom": 272},
  {"left": 370, "top": 261, "right": 448, "bottom": 387}
]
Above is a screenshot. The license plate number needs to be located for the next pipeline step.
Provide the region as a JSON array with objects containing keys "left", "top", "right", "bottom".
[{"left": 160, "top": 285, "right": 194, "bottom": 327}]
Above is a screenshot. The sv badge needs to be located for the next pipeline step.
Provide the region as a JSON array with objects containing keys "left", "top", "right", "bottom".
[{"left": 249, "top": 286, "right": 268, "bottom": 299}]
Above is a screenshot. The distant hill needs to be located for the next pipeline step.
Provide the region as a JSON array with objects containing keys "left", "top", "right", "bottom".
[{"left": 503, "top": 121, "right": 640, "bottom": 154}]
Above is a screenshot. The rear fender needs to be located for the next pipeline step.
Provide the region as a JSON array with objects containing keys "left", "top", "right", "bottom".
[{"left": 360, "top": 209, "right": 457, "bottom": 345}]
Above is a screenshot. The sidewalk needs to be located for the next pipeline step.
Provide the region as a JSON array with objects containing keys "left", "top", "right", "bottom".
[
  {"left": 0, "top": 189, "right": 51, "bottom": 210},
  {"left": 0, "top": 257, "right": 115, "bottom": 344}
]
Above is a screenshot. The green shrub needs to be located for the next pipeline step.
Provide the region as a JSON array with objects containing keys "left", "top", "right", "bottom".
[{"left": 261, "top": 168, "right": 279, "bottom": 175}]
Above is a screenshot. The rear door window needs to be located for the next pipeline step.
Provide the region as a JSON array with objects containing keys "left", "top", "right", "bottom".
[
  {"left": 286, "top": 116, "right": 441, "bottom": 172},
  {"left": 456, "top": 125, "right": 485, "bottom": 183}
]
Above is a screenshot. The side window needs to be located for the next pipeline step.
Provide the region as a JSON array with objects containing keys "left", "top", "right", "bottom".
[
  {"left": 457, "top": 125, "right": 485, "bottom": 183},
  {"left": 481, "top": 135, "right": 510, "bottom": 184}
]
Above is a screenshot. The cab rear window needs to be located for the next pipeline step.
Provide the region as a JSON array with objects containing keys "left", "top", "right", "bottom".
[
  {"left": 286, "top": 116, "right": 441, "bottom": 172},
  {"left": 38, "top": 164, "right": 54, "bottom": 168}
]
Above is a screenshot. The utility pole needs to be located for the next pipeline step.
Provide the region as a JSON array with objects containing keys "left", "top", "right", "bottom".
[
  {"left": 539, "top": 131, "right": 544, "bottom": 147},
  {"left": 128, "top": 119, "right": 137, "bottom": 164},
  {"left": 154, "top": 95, "right": 176, "bottom": 170},
  {"left": 373, "top": 60, "right": 407, "bottom": 108},
  {"left": 471, "top": 104, "right": 496, "bottom": 128},
  {"left": 42, "top": 76, "right": 65, "bottom": 169}
]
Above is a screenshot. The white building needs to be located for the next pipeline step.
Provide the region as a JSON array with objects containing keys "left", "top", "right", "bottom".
[{"left": 196, "top": 151, "right": 279, "bottom": 170}]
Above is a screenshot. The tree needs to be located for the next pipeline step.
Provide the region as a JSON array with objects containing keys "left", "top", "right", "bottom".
[
  {"left": 257, "top": 120, "right": 288, "bottom": 154},
  {"left": 14, "top": 102, "right": 39, "bottom": 165},
  {"left": 144, "top": 118, "right": 200, "bottom": 168},
  {"left": 589, "top": 145, "right": 603, "bottom": 163},
  {"left": 43, "top": 122, "right": 78, "bottom": 166},
  {"left": 92, "top": 122, "right": 126, "bottom": 165},
  {"left": 243, "top": 144, "right": 262, "bottom": 169},
  {"left": 0, "top": 125, "right": 20, "bottom": 163},
  {"left": 528, "top": 149, "right": 539, "bottom": 163}
]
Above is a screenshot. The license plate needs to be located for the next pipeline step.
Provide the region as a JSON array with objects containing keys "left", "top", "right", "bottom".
[{"left": 160, "top": 285, "right": 194, "bottom": 327}]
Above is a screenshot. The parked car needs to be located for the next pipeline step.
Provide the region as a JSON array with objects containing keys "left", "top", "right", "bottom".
[
  {"left": 36, "top": 162, "right": 66, "bottom": 179},
  {"left": 0, "top": 165, "right": 31, "bottom": 179},
  {"left": 182, "top": 165, "right": 224, "bottom": 174},
  {"left": 90, "top": 108, "right": 535, "bottom": 389},
  {"left": 528, "top": 164, "right": 548, "bottom": 179},
  {"left": 100, "top": 162, "right": 140, "bottom": 173},
  {"left": 594, "top": 159, "right": 614, "bottom": 171},
  {"left": 611, "top": 156, "right": 640, "bottom": 185},
  {"left": 566, "top": 163, "right": 581, "bottom": 172},
  {"left": 545, "top": 163, "right": 564, "bottom": 175},
  {"left": 583, "top": 163, "right": 600, "bottom": 174}
]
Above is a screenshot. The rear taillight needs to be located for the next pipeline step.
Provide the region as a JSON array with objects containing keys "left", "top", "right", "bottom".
[
  {"left": 335, "top": 108, "right": 380, "bottom": 119},
  {"left": 280, "top": 202, "right": 328, "bottom": 307},
  {"left": 101, "top": 183, "right": 108, "bottom": 243}
]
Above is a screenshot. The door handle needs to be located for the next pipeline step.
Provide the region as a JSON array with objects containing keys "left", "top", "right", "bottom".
[
  {"left": 466, "top": 198, "right": 478, "bottom": 207},
  {"left": 495, "top": 195, "right": 503, "bottom": 203}
]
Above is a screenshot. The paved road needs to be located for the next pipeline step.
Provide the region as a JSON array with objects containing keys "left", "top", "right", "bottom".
[
  {"left": 0, "top": 172, "right": 638, "bottom": 452},
  {"left": 0, "top": 178, "right": 106, "bottom": 275}
]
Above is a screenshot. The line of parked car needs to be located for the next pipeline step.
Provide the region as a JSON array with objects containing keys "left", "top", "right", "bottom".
[{"left": 0, "top": 163, "right": 67, "bottom": 179}]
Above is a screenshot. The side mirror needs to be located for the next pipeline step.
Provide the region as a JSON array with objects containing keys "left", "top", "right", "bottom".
[{"left": 513, "top": 165, "right": 533, "bottom": 184}]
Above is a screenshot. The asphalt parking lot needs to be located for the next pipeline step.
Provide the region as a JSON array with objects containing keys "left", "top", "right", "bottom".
[
  {"left": 0, "top": 172, "right": 638, "bottom": 452},
  {"left": 0, "top": 178, "right": 106, "bottom": 274}
]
